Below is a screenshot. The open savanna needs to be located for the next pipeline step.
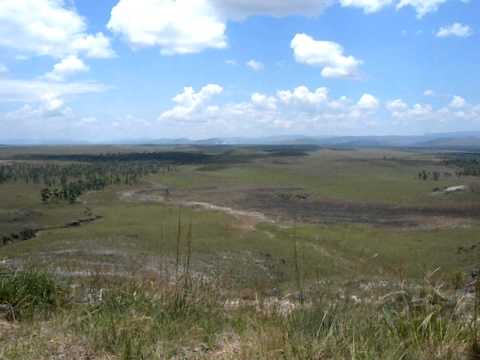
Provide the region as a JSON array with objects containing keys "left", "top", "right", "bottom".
[{"left": 1, "top": 145, "right": 480, "bottom": 359}]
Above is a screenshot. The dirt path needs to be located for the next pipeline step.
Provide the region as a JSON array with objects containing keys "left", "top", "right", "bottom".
[
  {"left": 119, "top": 186, "right": 274, "bottom": 230},
  {"left": 180, "top": 201, "right": 274, "bottom": 230}
]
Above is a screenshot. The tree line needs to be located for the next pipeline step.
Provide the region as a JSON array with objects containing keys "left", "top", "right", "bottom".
[
  {"left": 0, "top": 161, "right": 176, "bottom": 204},
  {"left": 444, "top": 154, "right": 480, "bottom": 177},
  {"left": 12, "top": 151, "right": 212, "bottom": 164}
]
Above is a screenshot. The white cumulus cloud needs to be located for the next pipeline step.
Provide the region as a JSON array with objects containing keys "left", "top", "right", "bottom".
[
  {"left": 71, "top": 33, "right": 116, "bottom": 59},
  {"left": 339, "top": 0, "right": 393, "bottom": 13},
  {"left": 251, "top": 93, "right": 277, "bottom": 110},
  {"left": 387, "top": 101, "right": 434, "bottom": 119},
  {"left": 277, "top": 86, "right": 329, "bottom": 105},
  {"left": 357, "top": 94, "right": 380, "bottom": 110},
  {"left": 396, "top": 0, "right": 447, "bottom": 18},
  {"left": 44, "top": 55, "right": 89, "bottom": 81},
  {"left": 436, "top": 23, "right": 473, "bottom": 38},
  {"left": 108, "top": 0, "right": 227, "bottom": 55},
  {"left": 386, "top": 99, "right": 408, "bottom": 112},
  {"left": 0, "top": 0, "right": 114, "bottom": 59},
  {"left": 291, "top": 34, "right": 362, "bottom": 79},
  {"left": 160, "top": 84, "right": 223, "bottom": 120},
  {"left": 107, "top": 0, "right": 452, "bottom": 57},
  {"left": 385, "top": 96, "right": 480, "bottom": 132},
  {"left": 159, "top": 84, "right": 380, "bottom": 136}
]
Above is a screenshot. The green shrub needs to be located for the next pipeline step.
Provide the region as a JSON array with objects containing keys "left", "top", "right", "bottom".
[{"left": 0, "top": 269, "right": 64, "bottom": 320}]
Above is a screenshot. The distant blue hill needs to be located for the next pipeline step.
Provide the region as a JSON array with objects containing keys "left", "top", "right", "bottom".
[{"left": 2, "top": 132, "right": 480, "bottom": 150}]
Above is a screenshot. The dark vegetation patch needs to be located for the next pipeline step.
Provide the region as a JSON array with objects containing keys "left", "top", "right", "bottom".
[
  {"left": 9, "top": 145, "right": 316, "bottom": 165},
  {"left": 0, "top": 161, "right": 163, "bottom": 186},
  {"left": 0, "top": 209, "right": 41, "bottom": 245},
  {"left": 239, "top": 189, "right": 480, "bottom": 226},
  {"left": 0, "top": 269, "right": 65, "bottom": 320},
  {"left": 0, "top": 161, "right": 170, "bottom": 204},
  {"left": 12, "top": 151, "right": 214, "bottom": 164},
  {"left": 444, "top": 152, "right": 480, "bottom": 177},
  {"left": 261, "top": 146, "right": 316, "bottom": 157},
  {"left": 1, "top": 229, "right": 37, "bottom": 246},
  {"left": 1, "top": 214, "right": 102, "bottom": 247},
  {"left": 171, "top": 186, "right": 480, "bottom": 228},
  {"left": 200, "top": 146, "right": 315, "bottom": 167}
]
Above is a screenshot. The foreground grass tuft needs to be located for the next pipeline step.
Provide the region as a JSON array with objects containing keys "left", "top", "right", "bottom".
[
  {"left": 2, "top": 268, "right": 479, "bottom": 359},
  {"left": 0, "top": 268, "right": 65, "bottom": 321}
]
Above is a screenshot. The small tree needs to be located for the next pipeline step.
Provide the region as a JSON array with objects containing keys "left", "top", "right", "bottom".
[{"left": 40, "top": 188, "right": 52, "bottom": 204}]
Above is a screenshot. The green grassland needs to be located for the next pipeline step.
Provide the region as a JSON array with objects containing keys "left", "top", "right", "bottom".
[
  {"left": 156, "top": 148, "right": 479, "bottom": 205},
  {"left": 2, "top": 147, "right": 480, "bottom": 282},
  {"left": 1, "top": 146, "right": 480, "bottom": 359}
]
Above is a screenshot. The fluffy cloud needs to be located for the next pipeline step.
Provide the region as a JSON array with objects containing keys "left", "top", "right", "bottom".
[
  {"left": 339, "top": 0, "right": 393, "bottom": 13},
  {"left": 160, "top": 84, "right": 380, "bottom": 136},
  {"left": 107, "top": 0, "right": 453, "bottom": 56},
  {"left": 71, "top": 33, "right": 115, "bottom": 59},
  {"left": 386, "top": 101, "right": 434, "bottom": 119},
  {"left": 436, "top": 23, "right": 473, "bottom": 38},
  {"left": 424, "top": 89, "right": 435, "bottom": 96},
  {"left": 357, "top": 94, "right": 380, "bottom": 110},
  {"left": 108, "top": 0, "right": 337, "bottom": 55},
  {"left": 108, "top": 0, "right": 227, "bottom": 55},
  {"left": 291, "top": 34, "right": 362, "bottom": 79},
  {"left": 0, "top": 64, "right": 8, "bottom": 74},
  {"left": 0, "top": 0, "right": 113, "bottom": 140},
  {"left": 0, "top": 0, "right": 114, "bottom": 59},
  {"left": 4, "top": 84, "right": 479, "bottom": 141},
  {"left": 385, "top": 96, "right": 480, "bottom": 128},
  {"left": 251, "top": 93, "right": 277, "bottom": 110},
  {"left": 246, "top": 60, "right": 265, "bottom": 71},
  {"left": 160, "top": 84, "right": 223, "bottom": 120},
  {"left": 277, "top": 86, "right": 329, "bottom": 105},
  {"left": 159, "top": 84, "right": 480, "bottom": 137},
  {"left": 386, "top": 99, "right": 408, "bottom": 113},
  {"left": 396, "top": 0, "right": 447, "bottom": 18},
  {"left": 44, "top": 55, "right": 89, "bottom": 81}
]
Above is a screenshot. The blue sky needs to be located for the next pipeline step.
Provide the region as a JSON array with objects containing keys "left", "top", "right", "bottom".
[{"left": 0, "top": 0, "right": 478, "bottom": 142}]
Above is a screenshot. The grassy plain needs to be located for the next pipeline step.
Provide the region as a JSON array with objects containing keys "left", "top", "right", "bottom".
[{"left": 1, "top": 146, "right": 480, "bottom": 358}]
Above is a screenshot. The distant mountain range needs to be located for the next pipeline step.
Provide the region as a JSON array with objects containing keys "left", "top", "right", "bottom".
[
  {"left": 2, "top": 132, "right": 480, "bottom": 150},
  {"left": 132, "top": 132, "right": 480, "bottom": 149}
]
